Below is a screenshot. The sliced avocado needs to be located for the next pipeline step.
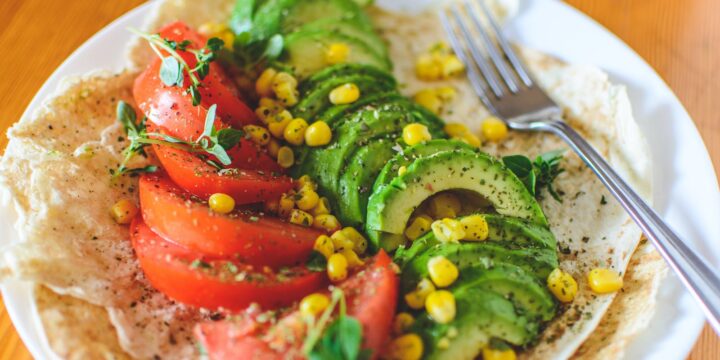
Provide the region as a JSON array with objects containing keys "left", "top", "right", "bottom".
[
  {"left": 299, "top": 64, "right": 396, "bottom": 93},
  {"left": 280, "top": 0, "right": 373, "bottom": 33},
  {"left": 294, "top": 18, "right": 388, "bottom": 59},
  {"left": 412, "top": 289, "right": 536, "bottom": 360},
  {"left": 283, "top": 29, "right": 391, "bottom": 78},
  {"left": 336, "top": 139, "right": 399, "bottom": 226},
  {"left": 374, "top": 139, "right": 476, "bottom": 192},
  {"left": 366, "top": 150, "right": 548, "bottom": 251},
  {"left": 317, "top": 91, "right": 404, "bottom": 127},
  {"left": 293, "top": 73, "right": 396, "bottom": 120}
]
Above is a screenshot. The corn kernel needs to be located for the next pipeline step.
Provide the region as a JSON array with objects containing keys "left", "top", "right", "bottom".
[
  {"left": 243, "top": 125, "right": 271, "bottom": 146},
  {"left": 325, "top": 43, "right": 350, "bottom": 64},
  {"left": 296, "top": 186, "right": 320, "bottom": 211},
  {"left": 483, "top": 347, "right": 517, "bottom": 360},
  {"left": 110, "top": 199, "right": 138, "bottom": 224},
  {"left": 437, "top": 338, "right": 450, "bottom": 350},
  {"left": 300, "top": 293, "right": 330, "bottom": 318},
  {"left": 435, "top": 86, "right": 456, "bottom": 100},
  {"left": 385, "top": 333, "right": 423, "bottom": 360},
  {"left": 267, "top": 110, "right": 293, "bottom": 138},
  {"left": 273, "top": 71, "right": 298, "bottom": 88},
  {"left": 455, "top": 132, "right": 481, "bottom": 147},
  {"left": 208, "top": 193, "right": 235, "bottom": 214},
  {"left": 277, "top": 146, "right": 295, "bottom": 168},
  {"left": 404, "top": 278, "right": 436, "bottom": 309},
  {"left": 312, "top": 197, "right": 331, "bottom": 216},
  {"left": 341, "top": 248, "right": 365, "bottom": 268},
  {"left": 289, "top": 209, "right": 313, "bottom": 227},
  {"left": 547, "top": 268, "right": 578, "bottom": 303},
  {"left": 398, "top": 165, "right": 407, "bottom": 176},
  {"left": 284, "top": 118, "right": 308, "bottom": 146},
  {"left": 440, "top": 54, "right": 464, "bottom": 77},
  {"left": 329, "top": 83, "right": 360, "bottom": 105},
  {"left": 429, "top": 193, "right": 462, "bottom": 219},
  {"left": 427, "top": 256, "right": 459, "bottom": 288},
  {"left": 296, "top": 175, "right": 316, "bottom": 190},
  {"left": 259, "top": 97, "right": 281, "bottom": 108},
  {"left": 339, "top": 227, "right": 368, "bottom": 254},
  {"left": 267, "top": 139, "right": 281, "bottom": 157},
  {"left": 425, "top": 290, "right": 456, "bottom": 324},
  {"left": 278, "top": 192, "right": 295, "bottom": 217},
  {"left": 330, "top": 230, "right": 355, "bottom": 252},
  {"left": 414, "top": 89, "right": 443, "bottom": 114},
  {"left": 274, "top": 82, "right": 299, "bottom": 106},
  {"left": 431, "top": 218, "right": 466, "bottom": 243},
  {"left": 481, "top": 116, "right": 509, "bottom": 142},
  {"left": 587, "top": 268, "right": 623, "bottom": 294},
  {"left": 402, "top": 123, "right": 432, "bottom": 146},
  {"left": 460, "top": 215, "right": 489, "bottom": 241},
  {"left": 314, "top": 235, "right": 335, "bottom": 258},
  {"left": 444, "top": 122, "right": 469, "bottom": 137},
  {"left": 393, "top": 312, "right": 415, "bottom": 335},
  {"left": 305, "top": 121, "right": 332, "bottom": 147},
  {"left": 255, "top": 68, "right": 277, "bottom": 98},
  {"left": 314, "top": 214, "right": 341, "bottom": 232},
  {"left": 327, "top": 253, "right": 349, "bottom": 282},
  {"left": 416, "top": 54, "right": 442, "bottom": 81},
  {"left": 405, "top": 215, "right": 433, "bottom": 241}
]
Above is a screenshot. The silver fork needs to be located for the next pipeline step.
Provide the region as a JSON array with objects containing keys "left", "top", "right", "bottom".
[{"left": 440, "top": 0, "right": 720, "bottom": 334}]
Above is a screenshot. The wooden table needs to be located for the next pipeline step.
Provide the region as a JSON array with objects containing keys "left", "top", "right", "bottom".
[{"left": 0, "top": 0, "right": 717, "bottom": 359}]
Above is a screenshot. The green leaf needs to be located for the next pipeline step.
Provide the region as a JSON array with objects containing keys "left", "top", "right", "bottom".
[
  {"left": 306, "top": 252, "right": 328, "bottom": 272},
  {"left": 125, "top": 165, "right": 158, "bottom": 176},
  {"left": 117, "top": 101, "right": 137, "bottom": 132},
  {"left": 188, "top": 85, "right": 202, "bottom": 106},
  {"left": 160, "top": 56, "right": 184, "bottom": 86},
  {"left": 217, "top": 128, "right": 245, "bottom": 150},
  {"left": 309, "top": 316, "right": 364, "bottom": 360},
  {"left": 263, "top": 34, "right": 284, "bottom": 60},
  {"left": 208, "top": 143, "right": 232, "bottom": 165},
  {"left": 203, "top": 104, "right": 218, "bottom": 138},
  {"left": 502, "top": 155, "right": 533, "bottom": 178},
  {"left": 206, "top": 37, "right": 225, "bottom": 52}
]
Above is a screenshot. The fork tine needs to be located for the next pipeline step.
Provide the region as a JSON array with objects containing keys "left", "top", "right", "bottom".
[
  {"left": 449, "top": 6, "right": 504, "bottom": 98},
  {"left": 439, "top": 10, "right": 496, "bottom": 112},
  {"left": 462, "top": 0, "right": 519, "bottom": 93},
  {"left": 477, "top": 0, "right": 533, "bottom": 87}
]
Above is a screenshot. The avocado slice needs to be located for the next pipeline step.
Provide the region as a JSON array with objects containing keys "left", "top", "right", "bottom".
[
  {"left": 412, "top": 289, "right": 537, "bottom": 360},
  {"left": 300, "top": 64, "right": 396, "bottom": 94},
  {"left": 374, "top": 139, "right": 476, "bottom": 192},
  {"left": 366, "top": 150, "right": 548, "bottom": 251},
  {"left": 293, "top": 73, "right": 396, "bottom": 120},
  {"left": 280, "top": 0, "right": 373, "bottom": 33},
  {"left": 293, "top": 18, "right": 388, "bottom": 59},
  {"left": 316, "top": 91, "right": 404, "bottom": 127},
  {"left": 283, "top": 29, "right": 391, "bottom": 78}
]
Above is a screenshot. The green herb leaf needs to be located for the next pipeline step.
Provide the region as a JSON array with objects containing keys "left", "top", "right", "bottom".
[
  {"left": 503, "top": 150, "right": 565, "bottom": 202},
  {"left": 124, "top": 165, "right": 158, "bottom": 176},
  {"left": 159, "top": 56, "right": 184, "bottom": 86},
  {"left": 203, "top": 104, "right": 218, "bottom": 138},
  {"left": 306, "top": 252, "right": 328, "bottom": 272},
  {"left": 264, "top": 34, "right": 284, "bottom": 60},
  {"left": 502, "top": 155, "right": 533, "bottom": 178},
  {"left": 217, "top": 128, "right": 245, "bottom": 150}
]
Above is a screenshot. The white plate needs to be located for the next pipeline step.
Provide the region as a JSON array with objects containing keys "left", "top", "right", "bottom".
[{"left": 2, "top": 0, "right": 719, "bottom": 359}]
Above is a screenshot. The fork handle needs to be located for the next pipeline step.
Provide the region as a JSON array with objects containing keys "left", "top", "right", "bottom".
[{"left": 542, "top": 119, "right": 720, "bottom": 334}]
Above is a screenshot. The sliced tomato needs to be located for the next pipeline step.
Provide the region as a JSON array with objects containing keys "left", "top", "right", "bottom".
[
  {"left": 139, "top": 173, "right": 320, "bottom": 266},
  {"left": 195, "top": 251, "right": 399, "bottom": 359},
  {"left": 131, "top": 217, "right": 327, "bottom": 311}
]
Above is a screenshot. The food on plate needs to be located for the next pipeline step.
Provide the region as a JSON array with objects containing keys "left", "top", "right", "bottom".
[{"left": 0, "top": 0, "right": 663, "bottom": 359}]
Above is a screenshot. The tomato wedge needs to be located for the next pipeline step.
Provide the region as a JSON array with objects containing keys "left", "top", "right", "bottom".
[
  {"left": 195, "top": 251, "right": 399, "bottom": 359},
  {"left": 139, "top": 173, "right": 321, "bottom": 265},
  {"left": 131, "top": 217, "right": 327, "bottom": 311}
]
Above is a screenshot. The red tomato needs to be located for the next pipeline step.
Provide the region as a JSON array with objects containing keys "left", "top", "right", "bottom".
[
  {"left": 195, "top": 251, "right": 399, "bottom": 360},
  {"left": 130, "top": 217, "right": 327, "bottom": 311},
  {"left": 139, "top": 173, "right": 321, "bottom": 266}
]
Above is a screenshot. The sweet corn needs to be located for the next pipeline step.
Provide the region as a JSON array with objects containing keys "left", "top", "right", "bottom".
[
  {"left": 587, "top": 268, "right": 624, "bottom": 294},
  {"left": 267, "top": 110, "right": 293, "bottom": 138},
  {"left": 425, "top": 290, "right": 456, "bottom": 324},
  {"left": 444, "top": 123, "right": 470, "bottom": 137},
  {"left": 547, "top": 268, "right": 578, "bottom": 303},
  {"left": 284, "top": 118, "right": 309, "bottom": 146},
  {"left": 327, "top": 253, "right": 349, "bottom": 282},
  {"left": 435, "top": 86, "right": 456, "bottom": 100},
  {"left": 243, "top": 125, "right": 271, "bottom": 146},
  {"left": 300, "top": 293, "right": 330, "bottom": 318},
  {"left": 110, "top": 199, "right": 138, "bottom": 224},
  {"left": 330, "top": 230, "right": 355, "bottom": 252},
  {"left": 341, "top": 248, "right": 365, "bottom": 268},
  {"left": 329, "top": 83, "right": 360, "bottom": 105},
  {"left": 398, "top": 165, "right": 407, "bottom": 176},
  {"left": 325, "top": 43, "right": 350, "bottom": 64},
  {"left": 208, "top": 193, "right": 235, "bottom": 214},
  {"left": 273, "top": 72, "right": 298, "bottom": 88},
  {"left": 278, "top": 192, "right": 295, "bottom": 217},
  {"left": 255, "top": 68, "right": 277, "bottom": 98},
  {"left": 296, "top": 185, "right": 320, "bottom": 211},
  {"left": 482, "top": 347, "right": 517, "bottom": 360},
  {"left": 393, "top": 312, "right": 415, "bottom": 335},
  {"left": 277, "top": 146, "right": 295, "bottom": 168},
  {"left": 429, "top": 193, "right": 462, "bottom": 219},
  {"left": 312, "top": 197, "right": 331, "bottom": 216},
  {"left": 305, "top": 121, "right": 332, "bottom": 147},
  {"left": 481, "top": 116, "right": 509, "bottom": 142},
  {"left": 416, "top": 54, "right": 442, "bottom": 81},
  {"left": 267, "top": 139, "right": 281, "bottom": 158},
  {"left": 440, "top": 54, "right": 464, "bottom": 77},
  {"left": 259, "top": 97, "right": 281, "bottom": 108},
  {"left": 338, "top": 227, "right": 368, "bottom": 254},
  {"left": 296, "top": 175, "right": 316, "bottom": 190},
  {"left": 289, "top": 209, "right": 313, "bottom": 227},
  {"left": 431, "top": 218, "right": 466, "bottom": 243},
  {"left": 414, "top": 89, "right": 443, "bottom": 114},
  {"left": 314, "top": 235, "right": 335, "bottom": 258},
  {"left": 427, "top": 256, "right": 459, "bottom": 288},
  {"left": 313, "top": 214, "right": 341, "bottom": 232},
  {"left": 405, "top": 215, "right": 433, "bottom": 241},
  {"left": 455, "top": 132, "right": 482, "bottom": 147},
  {"left": 460, "top": 215, "right": 489, "bottom": 241},
  {"left": 404, "top": 278, "right": 436, "bottom": 309},
  {"left": 402, "top": 123, "right": 432, "bottom": 146},
  {"left": 385, "top": 333, "right": 423, "bottom": 360},
  {"left": 272, "top": 72, "right": 299, "bottom": 106}
]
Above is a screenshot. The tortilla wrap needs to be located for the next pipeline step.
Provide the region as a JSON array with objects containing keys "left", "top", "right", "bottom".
[{"left": 0, "top": 0, "right": 663, "bottom": 359}]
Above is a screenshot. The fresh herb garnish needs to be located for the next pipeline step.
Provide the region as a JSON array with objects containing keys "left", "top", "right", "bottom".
[
  {"left": 113, "top": 101, "right": 243, "bottom": 177},
  {"left": 228, "top": 0, "right": 285, "bottom": 68},
  {"left": 302, "top": 289, "right": 367, "bottom": 360},
  {"left": 129, "top": 28, "right": 224, "bottom": 105},
  {"left": 306, "top": 252, "right": 328, "bottom": 272},
  {"left": 503, "top": 150, "right": 566, "bottom": 202}
]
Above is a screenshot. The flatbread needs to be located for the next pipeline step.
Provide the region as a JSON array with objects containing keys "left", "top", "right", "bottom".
[{"left": 0, "top": 0, "right": 664, "bottom": 359}]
